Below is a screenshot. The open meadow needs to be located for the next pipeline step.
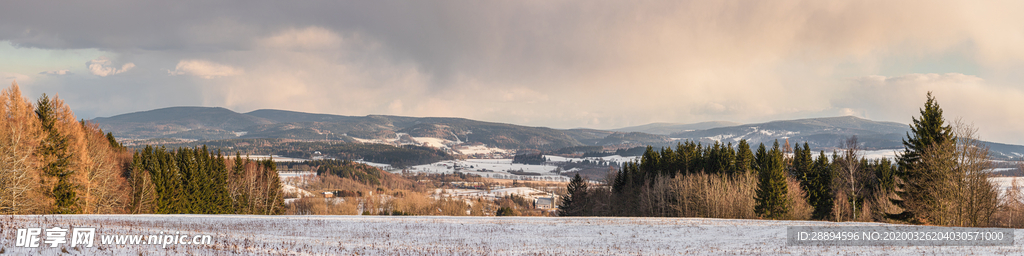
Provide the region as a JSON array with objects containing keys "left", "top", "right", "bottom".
[{"left": 2, "top": 215, "right": 1022, "bottom": 255}]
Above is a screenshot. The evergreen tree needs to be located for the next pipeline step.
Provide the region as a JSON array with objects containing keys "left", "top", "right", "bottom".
[
  {"left": 891, "top": 92, "right": 955, "bottom": 221},
  {"left": 792, "top": 142, "right": 813, "bottom": 189},
  {"left": 559, "top": 173, "right": 589, "bottom": 216},
  {"left": 754, "top": 141, "right": 789, "bottom": 219},
  {"left": 689, "top": 143, "right": 706, "bottom": 173},
  {"left": 261, "top": 159, "right": 285, "bottom": 214},
  {"left": 658, "top": 147, "right": 677, "bottom": 178},
  {"left": 105, "top": 132, "right": 123, "bottom": 150},
  {"left": 639, "top": 146, "right": 660, "bottom": 183},
  {"left": 676, "top": 141, "right": 698, "bottom": 174},
  {"left": 231, "top": 152, "right": 250, "bottom": 214},
  {"left": 721, "top": 142, "right": 736, "bottom": 173},
  {"left": 808, "top": 151, "right": 834, "bottom": 220},
  {"left": 35, "top": 94, "right": 80, "bottom": 214},
  {"left": 734, "top": 139, "right": 755, "bottom": 175}
]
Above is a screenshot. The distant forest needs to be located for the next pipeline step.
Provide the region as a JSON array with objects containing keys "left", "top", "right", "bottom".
[
  {"left": 560, "top": 92, "right": 1024, "bottom": 228},
  {"left": 128, "top": 139, "right": 454, "bottom": 168}
]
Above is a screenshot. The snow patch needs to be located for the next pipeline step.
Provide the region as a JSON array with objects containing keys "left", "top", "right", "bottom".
[{"left": 412, "top": 137, "right": 452, "bottom": 149}]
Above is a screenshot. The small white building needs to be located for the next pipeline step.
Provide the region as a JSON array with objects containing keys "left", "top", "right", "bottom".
[{"left": 535, "top": 197, "right": 558, "bottom": 209}]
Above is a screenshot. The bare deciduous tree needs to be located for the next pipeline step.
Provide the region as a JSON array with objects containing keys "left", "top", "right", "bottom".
[
  {"left": 913, "top": 118, "right": 998, "bottom": 226},
  {"left": 836, "top": 135, "right": 866, "bottom": 221},
  {"left": 950, "top": 119, "right": 998, "bottom": 226},
  {"left": 0, "top": 82, "right": 44, "bottom": 214}
]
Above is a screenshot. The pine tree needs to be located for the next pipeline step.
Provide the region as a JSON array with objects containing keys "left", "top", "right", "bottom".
[
  {"left": 639, "top": 146, "right": 659, "bottom": 183},
  {"left": 127, "top": 151, "right": 156, "bottom": 213},
  {"left": 261, "top": 159, "right": 285, "bottom": 214},
  {"left": 559, "top": 173, "right": 589, "bottom": 216},
  {"left": 792, "top": 142, "right": 813, "bottom": 189},
  {"left": 231, "top": 152, "right": 250, "bottom": 214},
  {"left": 36, "top": 94, "right": 80, "bottom": 214},
  {"left": 808, "top": 151, "right": 834, "bottom": 220},
  {"left": 891, "top": 92, "right": 955, "bottom": 221},
  {"left": 658, "top": 147, "right": 677, "bottom": 178},
  {"left": 676, "top": 141, "right": 698, "bottom": 174},
  {"left": 105, "top": 132, "right": 122, "bottom": 150},
  {"left": 754, "top": 141, "right": 789, "bottom": 219},
  {"left": 734, "top": 140, "right": 755, "bottom": 175}
]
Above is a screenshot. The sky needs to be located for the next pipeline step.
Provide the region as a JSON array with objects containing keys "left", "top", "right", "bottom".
[{"left": 2, "top": 1, "right": 1024, "bottom": 144}]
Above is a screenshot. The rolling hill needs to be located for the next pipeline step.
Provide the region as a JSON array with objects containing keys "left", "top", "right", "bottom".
[
  {"left": 91, "top": 107, "right": 1024, "bottom": 160},
  {"left": 668, "top": 116, "right": 909, "bottom": 149},
  {"left": 612, "top": 121, "right": 740, "bottom": 135}
]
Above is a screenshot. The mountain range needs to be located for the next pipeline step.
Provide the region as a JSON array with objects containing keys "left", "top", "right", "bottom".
[{"left": 91, "top": 107, "right": 1024, "bottom": 160}]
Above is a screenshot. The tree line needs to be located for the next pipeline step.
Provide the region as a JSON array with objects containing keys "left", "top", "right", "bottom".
[
  {"left": 0, "top": 82, "right": 285, "bottom": 215},
  {"left": 126, "top": 146, "right": 284, "bottom": 214},
  {"left": 561, "top": 92, "right": 1004, "bottom": 227}
]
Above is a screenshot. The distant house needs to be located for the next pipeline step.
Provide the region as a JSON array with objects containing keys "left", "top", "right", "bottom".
[
  {"left": 535, "top": 197, "right": 558, "bottom": 209},
  {"left": 322, "top": 192, "right": 334, "bottom": 198}
]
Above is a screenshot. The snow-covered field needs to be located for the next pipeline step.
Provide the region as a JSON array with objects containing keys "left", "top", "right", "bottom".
[
  {"left": 859, "top": 149, "right": 901, "bottom": 160},
  {"left": 2, "top": 215, "right": 1021, "bottom": 255},
  {"left": 992, "top": 177, "right": 1024, "bottom": 195}
]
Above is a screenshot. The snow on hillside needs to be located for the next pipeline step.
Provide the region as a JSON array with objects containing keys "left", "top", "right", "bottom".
[
  {"left": 3, "top": 215, "right": 1021, "bottom": 255},
  {"left": 406, "top": 159, "right": 569, "bottom": 182},
  {"left": 281, "top": 184, "right": 314, "bottom": 198},
  {"left": 242, "top": 155, "right": 309, "bottom": 162},
  {"left": 435, "top": 187, "right": 555, "bottom": 200},
  {"left": 353, "top": 160, "right": 394, "bottom": 170},
  {"left": 545, "top": 154, "right": 640, "bottom": 164},
  {"left": 454, "top": 144, "right": 511, "bottom": 155},
  {"left": 350, "top": 134, "right": 512, "bottom": 157},
  {"left": 411, "top": 136, "right": 452, "bottom": 149}
]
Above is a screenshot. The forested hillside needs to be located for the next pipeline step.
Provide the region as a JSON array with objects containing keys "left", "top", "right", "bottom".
[{"left": 92, "top": 106, "right": 1024, "bottom": 159}]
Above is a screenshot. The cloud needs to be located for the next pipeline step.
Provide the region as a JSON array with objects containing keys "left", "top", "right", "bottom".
[
  {"left": 836, "top": 73, "right": 1024, "bottom": 144},
  {"left": 2, "top": 1, "right": 1024, "bottom": 144},
  {"left": 86, "top": 57, "right": 134, "bottom": 76},
  {"left": 258, "top": 27, "right": 344, "bottom": 51},
  {"left": 1, "top": 71, "right": 31, "bottom": 83},
  {"left": 39, "top": 69, "right": 71, "bottom": 75},
  {"left": 169, "top": 60, "right": 243, "bottom": 79}
]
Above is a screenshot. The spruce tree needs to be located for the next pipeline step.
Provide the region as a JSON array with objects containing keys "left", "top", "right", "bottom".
[
  {"left": 658, "top": 147, "right": 677, "bottom": 178},
  {"left": 105, "top": 132, "right": 123, "bottom": 150},
  {"left": 559, "top": 173, "right": 589, "bottom": 216},
  {"left": 639, "top": 146, "right": 660, "bottom": 183},
  {"left": 734, "top": 140, "right": 755, "bottom": 175},
  {"left": 808, "top": 151, "right": 834, "bottom": 220},
  {"left": 262, "top": 159, "right": 285, "bottom": 214},
  {"left": 754, "top": 141, "right": 789, "bottom": 219},
  {"left": 791, "top": 142, "right": 813, "bottom": 213},
  {"left": 792, "top": 142, "right": 813, "bottom": 191},
  {"left": 36, "top": 94, "right": 80, "bottom": 214},
  {"left": 676, "top": 141, "right": 698, "bottom": 174},
  {"left": 891, "top": 92, "right": 955, "bottom": 221},
  {"left": 232, "top": 152, "right": 250, "bottom": 214}
]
